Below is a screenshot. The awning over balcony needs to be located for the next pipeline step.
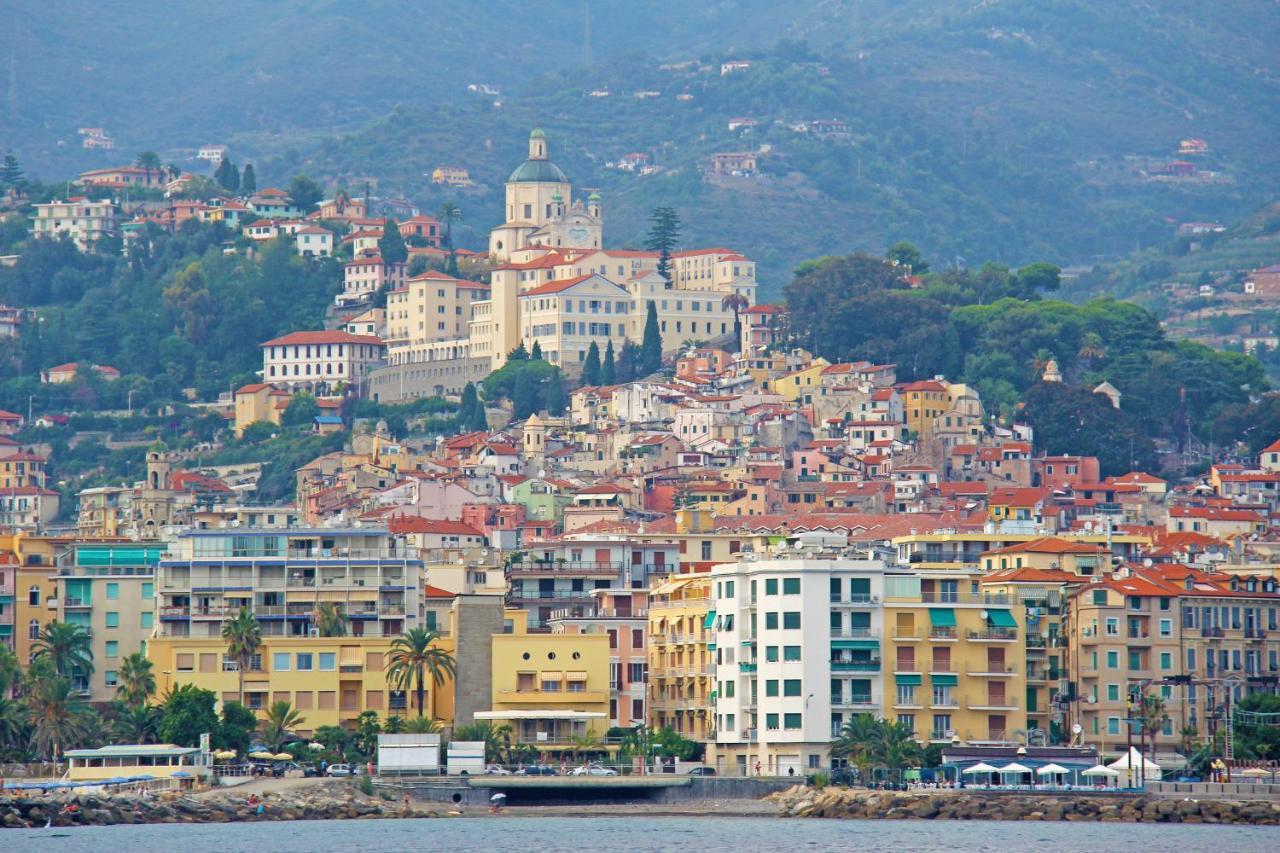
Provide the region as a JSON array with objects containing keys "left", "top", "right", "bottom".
[
  {"left": 895, "top": 674, "right": 922, "bottom": 686},
  {"left": 703, "top": 611, "right": 717, "bottom": 630},
  {"left": 831, "top": 639, "right": 880, "bottom": 651},
  {"left": 928, "top": 608, "right": 956, "bottom": 627},
  {"left": 931, "top": 674, "right": 958, "bottom": 687},
  {"left": 473, "top": 710, "right": 607, "bottom": 720},
  {"left": 987, "top": 609, "right": 1018, "bottom": 628}
]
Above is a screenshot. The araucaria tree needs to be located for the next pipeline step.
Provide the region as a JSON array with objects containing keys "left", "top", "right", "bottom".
[{"left": 644, "top": 207, "right": 681, "bottom": 285}]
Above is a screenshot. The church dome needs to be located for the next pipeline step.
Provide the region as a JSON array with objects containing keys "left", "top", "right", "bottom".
[{"left": 509, "top": 158, "right": 570, "bottom": 183}]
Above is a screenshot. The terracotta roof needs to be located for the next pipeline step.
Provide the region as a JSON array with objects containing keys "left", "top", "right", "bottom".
[
  {"left": 260, "top": 330, "right": 383, "bottom": 347},
  {"left": 522, "top": 273, "right": 625, "bottom": 297},
  {"left": 388, "top": 517, "right": 484, "bottom": 536}
]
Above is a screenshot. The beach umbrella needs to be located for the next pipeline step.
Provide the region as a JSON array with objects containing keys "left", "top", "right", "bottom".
[
  {"left": 998, "top": 762, "right": 1031, "bottom": 774},
  {"left": 273, "top": 752, "right": 293, "bottom": 761},
  {"left": 1036, "top": 763, "right": 1070, "bottom": 776},
  {"left": 214, "top": 750, "right": 237, "bottom": 760},
  {"left": 172, "top": 771, "right": 192, "bottom": 778},
  {"left": 1082, "top": 764, "right": 1119, "bottom": 781},
  {"left": 249, "top": 751, "right": 274, "bottom": 759},
  {"left": 962, "top": 762, "right": 998, "bottom": 775},
  {"left": 1240, "top": 767, "right": 1271, "bottom": 779},
  {"left": 309, "top": 742, "right": 325, "bottom": 751},
  {"left": 490, "top": 793, "right": 507, "bottom": 801}
]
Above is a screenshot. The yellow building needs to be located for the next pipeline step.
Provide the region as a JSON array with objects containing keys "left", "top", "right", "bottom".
[
  {"left": 384, "top": 270, "right": 490, "bottom": 365},
  {"left": 774, "top": 358, "right": 830, "bottom": 403},
  {"left": 898, "top": 379, "right": 949, "bottom": 437},
  {"left": 233, "top": 383, "right": 290, "bottom": 436},
  {"left": 882, "top": 576, "right": 1028, "bottom": 745},
  {"left": 474, "top": 609, "right": 611, "bottom": 754},
  {"left": 6, "top": 534, "right": 74, "bottom": 663},
  {"left": 65, "top": 744, "right": 211, "bottom": 784},
  {"left": 148, "top": 633, "right": 456, "bottom": 732},
  {"left": 979, "top": 537, "right": 1112, "bottom": 576},
  {"left": 517, "top": 273, "right": 630, "bottom": 372},
  {"left": 648, "top": 572, "right": 716, "bottom": 741}
]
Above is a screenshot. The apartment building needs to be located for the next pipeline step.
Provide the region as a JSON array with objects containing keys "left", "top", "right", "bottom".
[
  {"left": 548, "top": 588, "right": 649, "bottom": 728},
  {"left": 31, "top": 199, "right": 117, "bottom": 251},
  {"left": 260, "top": 330, "right": 386, "bottom": 397},
  {"left": 506, "top": 537, "right": 678, "bottom": 630},
  {"left": 385, "top": 271, "right": 490, "bottom": 365},
  {"left": 155, "top": 528, "right": 421, "bottom": 640},
  {"left": 648, "top": 572, "right": 716, "bottom": 741},
  {"left": 709, "top": 550, "right": 897, "bottom": 776},
  {"left": 53, "top": 541, "right": 162, "bottom": 701},
  {"left": 338, "top": 252, "right": 407, "bottom": 307}
]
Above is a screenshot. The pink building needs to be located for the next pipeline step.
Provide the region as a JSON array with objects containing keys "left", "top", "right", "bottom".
[
  {"left": 338, "top": 250, "right": 407, "bottom": 307},
  {"left": 548, "top": 588, "right": 650, "bottom": 729}
]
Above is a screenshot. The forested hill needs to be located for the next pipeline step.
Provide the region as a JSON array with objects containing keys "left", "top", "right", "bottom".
[{"left": 4, "top": 2, "right": 1278, "bottom": 288}]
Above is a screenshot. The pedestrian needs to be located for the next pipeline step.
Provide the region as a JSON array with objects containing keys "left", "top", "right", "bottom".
[
  {"left": 788, "top": 767, "right": 795, "bottom": 778},
  {"left": 754, "top": 760, "right": 761, "bottom": 777}
]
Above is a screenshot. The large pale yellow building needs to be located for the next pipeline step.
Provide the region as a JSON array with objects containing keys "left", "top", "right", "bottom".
[
  {"left": 648, "top": 572, "right": 716, "bottom": 741},
  {"left": 385, "top": 270, "right": 490, "bottom": 365}
]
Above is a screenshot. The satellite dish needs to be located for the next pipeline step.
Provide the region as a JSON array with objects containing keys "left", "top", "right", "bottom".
[
  {"left": 979, "top": 610, "right": 989, "bottom": 620},
  {"left": 1072, "top": 723, "right": 1083, "bottom": 734}
]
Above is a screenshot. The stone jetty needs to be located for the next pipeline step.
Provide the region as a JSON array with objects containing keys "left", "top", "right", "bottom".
[{"left": 768, "top": 785, "right": 1280, "bottom": 825}]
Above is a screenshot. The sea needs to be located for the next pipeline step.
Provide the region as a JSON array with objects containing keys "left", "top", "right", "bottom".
[{"left": 4, "top": 815, "right": 1277, "bottom": 852}]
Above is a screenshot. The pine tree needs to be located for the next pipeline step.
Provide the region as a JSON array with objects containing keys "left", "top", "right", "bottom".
[
  {"left": 513, "top": 369, "right": 537, "bottom": 420},
  {"left": 214, "top": 158, "right": 240, "bottom": 191},
  {"left": 641, "top": 301, "right": 663, "bottom": 375},
  {"left": 616, "top": 341, "right": 640, "bottom": 382},
  {"left": 644, "top": 206, "right": 681, "bottom": 285},
  {"left": 545, "top": 370, "right": 567, "bottom": 416},
  {"left": 241, "top": 164, "right": 257, "bottom": 194},
  {"left": 530, "top": 340, "right": 543, "bottom": 360},
  {"left": 508, "top": 343, "right": 529, "bottom": 362},
  {"left": 0, "top": 153, "right": 25, "bottom": 192},
  {"left": 378, "top": 218, "right": 408, "bottom": 264},
  {"left": 602, "top": 339, "right": 616, "bottom": 385},
  {"left": 582, "top": 341, "right": 602, "bottom": 386}
]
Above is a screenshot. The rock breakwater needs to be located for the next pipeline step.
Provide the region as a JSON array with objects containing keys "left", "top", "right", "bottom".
[{"left": 767, "top": 785, "right": 1280, "bottom": 825}]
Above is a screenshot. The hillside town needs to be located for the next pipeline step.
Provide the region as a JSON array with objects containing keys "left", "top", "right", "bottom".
[{"left": 0, "top": 127, "right": 1278, "bottom": 788}]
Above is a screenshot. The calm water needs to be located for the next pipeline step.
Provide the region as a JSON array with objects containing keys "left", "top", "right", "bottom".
[{"left": 5, "top": 816, "right": 1277, "bottom": 852}]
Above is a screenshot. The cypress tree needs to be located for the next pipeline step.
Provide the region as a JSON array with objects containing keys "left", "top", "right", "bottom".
[
  {"left": 641, "top": 301, "right": 663, "bottom": 375},
  {"left": 513, "top": 369, "right": 537, "bottom": 420},
  {"left": 378, "top": 218, "right": 408, "bottom": 264},
  {"left": 582, "top": 341, "right": 602, "bottom": 386},
  {"left": 241, "top": 164, "right": 257, "bottom": 194},
  {"left": 459, "top": 382, "right": 481, "bottom": 430},
  {"left": 545, "top": 370, "right": 566, "bottom": 416},
  {"left": 616, "top": 341, "right": 640, "bottom": 383},
  {"left": 602, "top": 339, "right": 616, "bottom": 385},
  {"left": 508, "top": 343, "right": 529, "bottom": 362},
  {"left": 530, "top": 340, "right": 543, "bottom": 360}
]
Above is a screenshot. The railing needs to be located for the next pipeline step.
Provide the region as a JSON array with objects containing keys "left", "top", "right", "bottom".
[
  {"left": 830, "top": 594, "right": 877, "bottom": 605},
  {"left": 509, "top": 561, "right": 625, "bottom": 575},
  {"left": 1245, "top": 628, "right": 1269, "bottom": 639},
  {"left": 892, "top": 630, "right": 921, "bottom": 640},
  {"left": 1026, "top": 634, "right": 1048, "bottom": 648},
  {"left": 507, "top": 590, "right": 600, "bottom": 602},
  {"left": 928, "top": 662, "right": 954, "bottom": 672},
  {"left": 739, "top": 662, "right": 757, "bottom": 673},
  {"left": 832, "top": 695, "right": 875, "bottom": 706},
  {"left": 915, "top": 591, "right": 1011, "bottom": 606},
  {"left": 967, "top": 665, "right": 1016, "bottom": 676},
  {"left": 63, "top": 597, "right": 91, "bottom": 608},
  {"left": 966, "top": 628, "right": 1018, "bottom": 641},
  {"left": 830, "top": 627, "right": 875, "bottom": 638},
  {"left": 929, "top": 627, "right": 958, "bottom": 640},
  {"left": 831, "top": 660, "right": 881, "bottom": 672}
]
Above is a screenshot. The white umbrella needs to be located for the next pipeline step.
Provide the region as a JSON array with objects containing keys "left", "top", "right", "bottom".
[
  {"left": 309, "top": 742, "right": 325, "bottom": 751},
  {"left": 998, "top": 762, "right": 1032, "bottom": 774},
  {"left": 490, "top": 793, "right": 507, "bottom": 801},
  {"left": 962, "top": 762, "right": 999, "bottom": 774},
  {"left": 1036, "top": 763, "right": 1070, "bottom": 776},
  {"left": 1082, "top": 765, "right": 1119, "bottom": 777},
  {"left": 1240, "top": 767, "right": 1271, "bottom": 779}
]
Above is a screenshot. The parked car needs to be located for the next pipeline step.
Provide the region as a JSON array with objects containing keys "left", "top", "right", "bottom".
[
  {"left": 516, "top": 765, "right": 558, "bottom": 776},
  {"left": 325, "top": 763, "right": 353, "bottom": 777},
  {"left": 828, "top": 768, "right": 858, "bottom": 787},
  {"left": 570, "top": 763, "right": 618, "bottom": 777},
  {"left": 687, "top": 766, "right": 716, "bottom": 776},
  {"left": 485, "top": 764, "right": 513, "bottom": 775}
]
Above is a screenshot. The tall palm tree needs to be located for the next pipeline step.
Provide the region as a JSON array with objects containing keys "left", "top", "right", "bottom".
[
  {"left": 221, "top": 607, "right": 262, "bottom": 705},
  {"left": 0, "top": 644, "right": 21, "bottom": 694},
  {"left": 386, "top": 627, "right": 455, "bottom": 718},
  {"left": 722, "top": 293, "right": 750, "bottom": 351},
  {"left": 135, "top": 151, "right": 162, "bottom": 186},
  {"left": 261, "top": 701, "right": 305, "bottom": 752},
  {"left": 112, "top": 702, "right": 160, "bottom": 744},
  {"left": 27, "top": 675, "right": 92, "bottom": 764},
  {"left": 437, "top": 202, "right": 462, "bottom": 274},
  {"left": 568, "top": 730, "right": 604, "bottom": 762},
  {"left": 117, "top": 652, "right": 156, "bottom": 708},
  {"left": 32, "top": 621, "right": 94, "bottom": 680},
  {"left": 313, "top": 602, "right": 349, "bottom": 637}
]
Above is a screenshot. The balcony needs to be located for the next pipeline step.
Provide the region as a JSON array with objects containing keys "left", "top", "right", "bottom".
[
  {"left": 832, "top": 695, "right": 876, "bottom": 709},
  {"left": 830, "top": 627, "right": 875, "bottom": 639},
  {"left": 830, "top": 594, "right": 878, "bottom": 606},
  {"left": 160, "top": 606, "right": 190, "bottom": 620},
  {"left": 916, "top": 591, "right": 1011, "bottom": 606},
  {"left": 831, "top": 659, "right": 881, "bottom": 672},
  {"left": 966, "top": 628, "right": 1018, "bottom": 642},
  {"left": 63, "top": 597, "right": 92, "bottom": 609},
  {"left": 1026, "top": 633, "right": 1048, "bottom": 649},
  {"left": 1026, "top": 667, "right": 1049, "bottom": 682},
  {"left": 929, "top": 627, "right": 958, "bottom": 641},
  {"left": 1245, "top": 628, "right": 1269, "bottom": 640},
  {"left": 508, "top": 561, "right": 625, "bottom": 577},
  {"left": 928, "top": 663, "right": 955, "bottom": 674},
  {"left": 739, "top": 662, "right": 758, "bottom": 673},
  {"left": 507, "top": 590, "right": 600, "bottom": 603},
  {"left": 892, "top": 630, "right": 922, "bottom": 642},
  {"left": 967, "top": 701, "right": 1020, "bottom": 712},
  {"left": 497, "top": 687, "right": 607, "bottom": 704},
  {"left": 967, "top": 666, "right": 1017, "bottom": 677}
]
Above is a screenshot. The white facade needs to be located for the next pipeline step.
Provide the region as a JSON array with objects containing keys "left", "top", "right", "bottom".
[
  {"left": 710, "top": 553, "right": 893, "bottom": 776},
  {"left": 31, "top": 200, "right": 117, "bottom": 251},
  {"left": 260, "top": 331, "right": 386, "bottom": 397}
]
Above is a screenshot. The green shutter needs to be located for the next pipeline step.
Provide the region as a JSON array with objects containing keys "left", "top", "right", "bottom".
[
  {"left": 987, "top": 609, "right": 1017, "bottom": 628},
  {"left": 931, "top": 674, "right": 958, "bottom": 687},
  {"left": 895, "top": 674, "right": 922, "bottom": 686},
  {"left": 703, "top": 611, "right": 717, "bottom": 630},
  {"left": 928, "top": 608, "right": 956, "bottom": 627}
]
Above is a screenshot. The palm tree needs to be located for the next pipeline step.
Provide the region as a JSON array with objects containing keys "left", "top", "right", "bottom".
[
  {"left": 135, "top": 151, "right": 162, "bottom": 186},
  {"left": 403, "top": 716, "right": 443, "bottom": 734},
  {"left": 452, "top": 722, "right": 510, "bottom": 763},
  {"left": 1077, "top": 331, "right": 1107, "bottom": 368},
  {"left": 0, "top": 696, "right": 30, "bottom": 756},
  {"left": 877, "top": 720, "right": 923, "bottom": 783},
  {"left": 830, "top": 714, "right": 882, "bottom": 784},
  {"left": 313, "top": 602, "right": 349, "bottom": 637},
  {"left": 568, "top": 730, "right": 604, "bottom": 762},
  {"left": 386, "top": 627, "right": 456, "bottom": 718},
  {"left": 0, "top": 644, "right": 20, "bottom": 694},
  {"left": 27, "top": 674, "right": 92, "bottom": 764},
  {"left": 437, "top": 202, "right": 462, "bottom": 274},
  {"left": 722, "top": 293, "right": 750, "bottom": 351},
  {"left": 117, "top": 652, "right": 156, "bottom": 708},
  {"left": 261, "top": 701, "right": 306, "bottom": 752},
  {"left": 112, "top": 702, "right": 160, "bottom": 744},
  {"left": 32, "top": 621, "right": 94, "bottom": 680},
  {"left": 221, "top": 607, "right": 262, "bottom": 705}
]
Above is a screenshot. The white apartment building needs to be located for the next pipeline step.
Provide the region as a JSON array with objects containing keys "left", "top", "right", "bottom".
[
  {"left": 295, "top": 227, "right": 334, "bottom": 257},
  {"left": 709, "top": 549, "right": 896, "bottom": 777},
  {"left": 260, "top": 330, "right": 386, "bottom": 397},
  {"left": 31, "top": 199, "right": 118, "bottom": 251}
]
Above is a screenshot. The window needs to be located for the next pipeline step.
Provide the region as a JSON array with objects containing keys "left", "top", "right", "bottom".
[
  {"left": 106, "top": 612, "right": 119, "bottom": 628},
  {"left": 1105, "top": 617, "right": 1118, "bottom": 636},
  {"left": 632, "top": 629, "right": 643, "bottom": 649},
  {"left": 784, "top": 713, "right": 802, "bottom": 730},
  {"left": 297, "top": 653, "right": 314, "bottom": 671},
  {"left": 629, "top": 662, "right": 646, "bottom": 683},
  {"left": 1159, "top": 619, "right": 1172, "bottom": 637},
  {"left": 142, "top": 582, "right": 153, "bottom": 598},
  {"left": 105, "top": 671, "right": 118, "bottom": 687},
  {"left": 701, "top": 541, "right": 713, "bottom": 561},
  {"left": 1107, "top": 684, "right": 1119, "bottom": 701},
  {"left": 176, "top": 653, "right": 194, "bottom": 672},
  {"left": 783, "top": 612, "right": 801, "bottom": 630},
  {"left": 783, "top": 679, "right": 802, "bottom": 697},
  {"left": 105, "top": 641, "right": 119, "bottom": 658},
  {"left": 273, "top": 652, "right": 291, "bottom": 672},
  {"left": 783, "top": 646, "right": 801, "bottom": 661},
  {"left": 28, "top": 619, "right": 39, "bottom": 640},
  {"left": 765, "top": 646, "right": 779, "bottom": 662},
  {"left": 29, "top": 585, "right": 40, "bottom": 606},
  {"left": 1106, "top": 651, "right": 1119, "bottom": 669},
  {"left": 783, "top": 578, "right": 801, "bottom": 595},
  {"left": 724, "top": 581, "right": 734, "bottom": 598},
  {"left": 765, "top": 578, "right": 778, "bottom": 595},
  {"left": 141, "top": 612, "right": 153, "bottom": 629},
  {"left": 1107, "top": 717, "right": 1120, "bottom": 735},
  {"left": 106, "top": 582, "right": 119, "bottom": 600},
  {"left": 897, "top": 684, "right": 916, "bottom": 705},
  {"left": 766, "top": 713, "right": 780, "bottom": 730},
  {"left": 765, "top": 612, "right": 778, "bottom": 630},
  {"left": 1160, "top": 652, "right": 1172, "bottom": 671},
  {"left": 765, "top": 679, "right": 779, "bottom": 697}
]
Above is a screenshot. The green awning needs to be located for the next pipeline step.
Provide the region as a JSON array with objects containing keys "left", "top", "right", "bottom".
[
  {"left": 895, "top": 674, "right": 922, "bottom": 686},
  {"left": 831, "top": 639, "right": 880, "bottom": 651},
  {"left": 709, "top": 690, "right": 717, "bottom": 701},
  {"left": 987, "top": 609, "right": 1018, "bottom": 628},
  {"left": 931, "top": 674, "right": 958, "bottom": 687},
  {"left": 704, "top": 611, "right": 717, "bottom": 630},
  {"left": 928, "top": 608, "right": 956, "bottom": 627},
  {"left": 707, "top": 643, "right": 716, "bottom": 651}
]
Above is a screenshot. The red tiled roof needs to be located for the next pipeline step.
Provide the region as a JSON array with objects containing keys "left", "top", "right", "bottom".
[
  {"left": 260, "top": 331, "right": 383, "bottom": 347},
  {"left": 388, "top": 517, "right": 483, "bottom": 536}
]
